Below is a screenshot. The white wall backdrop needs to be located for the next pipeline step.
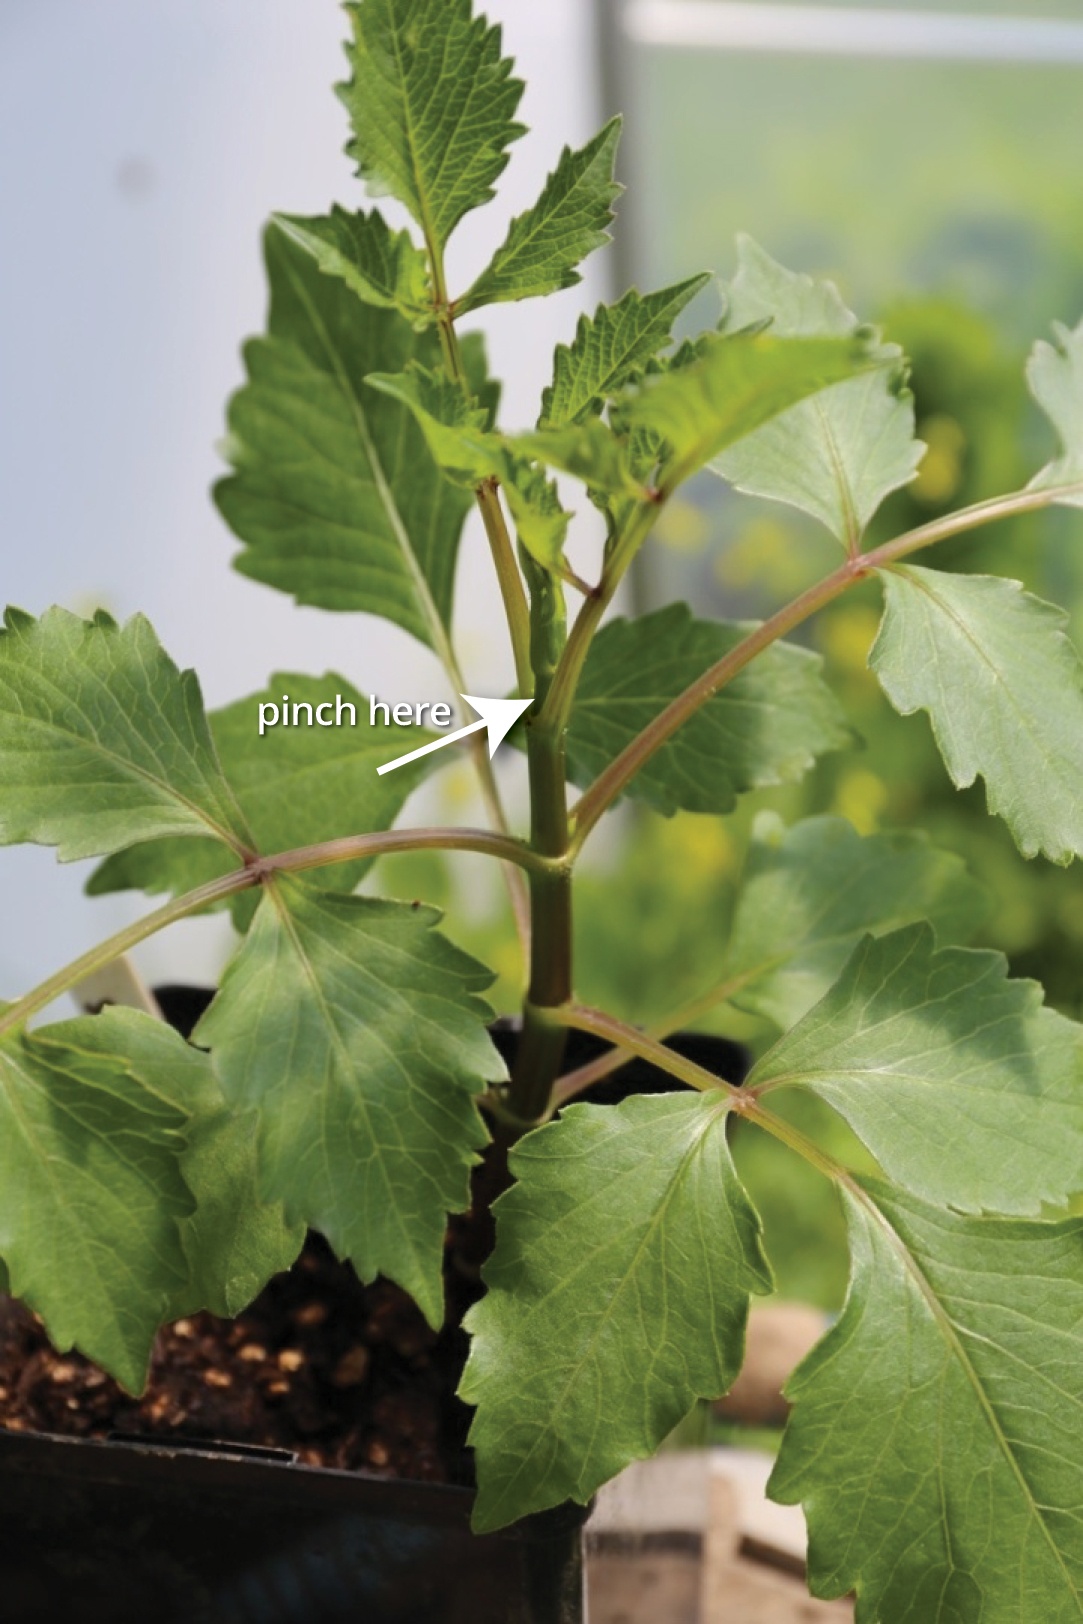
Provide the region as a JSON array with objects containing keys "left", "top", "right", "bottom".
[{"left": 0, "top": 0, "right": 605, "bottom": 1000}]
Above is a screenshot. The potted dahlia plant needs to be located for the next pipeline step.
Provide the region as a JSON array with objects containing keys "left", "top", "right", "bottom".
[{"left": 1, "top": 2, "right": 1083, "bottom": 1620}]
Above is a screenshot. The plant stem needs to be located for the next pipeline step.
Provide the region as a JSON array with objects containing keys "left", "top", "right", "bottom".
[
  {"left": 462, "top": 731, "right": 532, "bottom": 958},
  {"left": 509, "top": 710, "right": 574, "bottom": 1123},
  {"left": 569, "top": 480, "right": 1083, "bottom": 847},
  {"left": 550, "top": 1042, "right": 639, "bottom": 1109},
  {"left": 374, "top": 231, "right": 530, "bottom": 945},
  {"left": 863, "top": 480, "right": 1083, "bottom": 571},
  {"left": 740, "top": 1097, "right": 858, "bottom": 1191},
  {"left": 551, "top": 971, "right": 757, "bottom": 1108},
  {"left": 504, "top": 547, "right": 578, "bottom": 1123},
  {"left": 572, "top": 562, "right": 862, "bottom": 846},
  {"left": 251, "top": 825, "right": 555, "bottom": 881},
  {"left": 553, "top": 1007, "right": 868, "bottom": 1200},
  {"left": 552, "top": 1008, "right": 861, "bottom": 1201},
  {"left": 428, "top": 236, "right": 533, "bottom": 697},
  {"left": 0, "top": 871, "right": 254, "bottom": 1040},
  {"left": 539, "top": 498, "right": 661, "bottom": 735},
  {"left": 430, "top": 618, "right": 530, "bottom": 959},
  {"left": 0, "top": 826, "right": 551, "bottom": 1040},
  {"left": 476, "top": 479, "right": 535, "bottom": 698},
  {"left": 553, "top": 1004, "right": 744, "bottom": 1103}
]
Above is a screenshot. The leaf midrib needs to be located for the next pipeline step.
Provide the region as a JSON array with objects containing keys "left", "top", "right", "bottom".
[
  {"left": 812, "top": 393, "right": 860, "bottom": 550},
  {"left": 275, "top": 249, "right": 452, "bottom": 667},
  {"left": 665, "top": 358, "right": 858, "bottom": 484},
  {"left": 384, "top": 3, "right": 491, "bottom": 255},
  {"left": 0, "top": 1045, "right": 177, "bottom": 1374},
  {"left": 891, "top": 568, "right": 1075, "bottom": 784},
  {"left": 491, "top": 1099, "right": 734, "bottom": 1505},
  {"left": 555, "top": 284, "right": 707, "bottom": 427},
  {"left": 0, "top": 671, "right": 245, "bottom": 856},
  {"left": 851, "top": 1179, "right": 1082, "bottom": 1607},
  {"left": 258, "top": 882, "right": 477, "bottom": 1319},
  {"left": 477, "top": 132, "right": 611, "bottom": 295}
]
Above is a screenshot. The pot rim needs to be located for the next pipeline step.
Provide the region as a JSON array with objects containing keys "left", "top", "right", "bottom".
[{"left": 0, "top": 1423, "right": 593, "bottom": 1543}]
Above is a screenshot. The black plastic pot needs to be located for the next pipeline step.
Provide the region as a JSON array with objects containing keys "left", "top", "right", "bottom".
[
  {"left": 0, "top": 991, "right": 747, "bottom": 1624},
  {"left": 0, "top": 1427, "right": 587, "bottom": 1624}
]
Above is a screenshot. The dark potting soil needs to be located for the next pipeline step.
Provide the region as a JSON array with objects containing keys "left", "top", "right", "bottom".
[
  {"left": 0, "top": 1232, "right": 479, "bottom": 1483},
  {"left": 0, "top": 991, "right": 745, "bottom": 1487}
]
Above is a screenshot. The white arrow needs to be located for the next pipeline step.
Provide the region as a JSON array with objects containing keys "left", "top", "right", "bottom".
[{"left": 376, "top": 693, "right": 533, "bottom": 776}]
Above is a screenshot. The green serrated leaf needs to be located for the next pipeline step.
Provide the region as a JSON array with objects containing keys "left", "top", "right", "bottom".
[
  {"left": 562, "top": 605, "right": 850, "bottom": 816},
  {"left": 870, "top": 565, "right": 1083, "bottom": 864},
  {"left": 339, "top": 0, "right": 525, "bottom": 249},
  {"left": 172, "top": 1106, "right": 305, "bottom": 1319},
  {"left": 0, "top": 607, "right": 250, "bottom": 863},
  {"left": 272, "top": 207, "right": 432, "bottom": 325},
  {"left": 461, "top": 1092, "right": 771, "bottom": 1533},
  {"left": 620, "top": 329, "right": 875, "bottom": 489},
  {"left": 712, "top": 237, "right": 924, "bottom": 547},
  {"left": 87, "top": 671, "right": 436, "bottom": 925},
  {"left": 750, "top": 923, "right": 1083, "bottom": 1215},
  {"left": 509, "top": 418, "right": 642, "bottom": 500},
  {"left": 216, "top": 225, "right": 475, "bottom": 650},
  {"left": 1028, "top": 316, "right": 1083, "bottom": 507},
  {"left": 604, "top": 331, "right": 715, "bottom": 498},
  {"left": 460, "top": 119, "right": 622, "bottom": 314},
  {"left": 367, "top": 364, "right": 491, "bottom": 479},
  {"left": 461, "top": 330, "right": 502, "bottom": 428},
  {"left": 42, "top": 1008, "right": 304, "bottom": 1324},
  {"left": 772, "top": 1182, "right": 1083, "bottom": 1622},
  {"left": 540, "top": 276, "right": 711, "bottom": 429},
  {"left": 722, "top": 813, "right": 987, "bottom": 1030},
  {"left": 194, "top": 878, "right": 501, "bottom": 1327},
  {"left": 368, "top": 366, "right": 571, "bottom": 569},
  {"left": 0, "top": 1009, "right": 197, "bottom": 1391},
  {"left": 498, "top": 458, "right": 572, "bottom": 572}
]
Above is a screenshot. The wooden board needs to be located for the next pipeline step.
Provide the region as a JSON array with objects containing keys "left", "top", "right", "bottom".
[{"left": 586, "top": 1450, "right": 853, "bottom": 1624}]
